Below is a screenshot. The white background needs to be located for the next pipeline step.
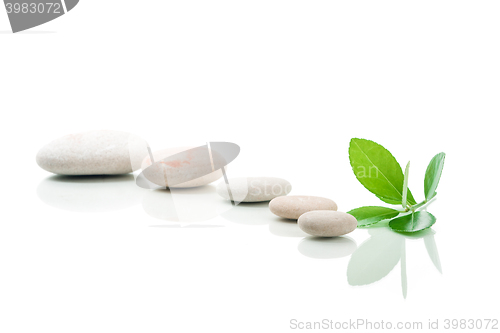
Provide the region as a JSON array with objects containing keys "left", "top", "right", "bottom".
[{"left": 1, "top": 1, "right": 499, "bottom": 332}]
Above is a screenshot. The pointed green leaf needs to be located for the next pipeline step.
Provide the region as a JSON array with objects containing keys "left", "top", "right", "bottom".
[
  {"left": 349, "top": 138, "right": 417, "bottom": 205},
  {"left": 348, "top": 206, "right": 401, "bottom": 227},
  {"left": 375, "top": 196, "right": 403, "bottom": 205},
  {"left": 424, "top": 152, "right": 446, "bottom": 201},
  {"left": 402, "top": 161, "right": 410, "bottom": 208},
  {"left": 389, "top": 211, "right": 436, "bottom": 233}
]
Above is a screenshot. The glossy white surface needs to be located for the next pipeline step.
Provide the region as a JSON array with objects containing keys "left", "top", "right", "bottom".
[
  {"left": 1, "top": 1, "right": 499, "bottom": 332},
  {"left": 1, "top": 155, "right": 498, "bottom": 333}
]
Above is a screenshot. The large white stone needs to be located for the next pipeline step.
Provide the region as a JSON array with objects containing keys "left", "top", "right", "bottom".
[{"left": 36, "top": 130, "right": 145, "bottom": 175}]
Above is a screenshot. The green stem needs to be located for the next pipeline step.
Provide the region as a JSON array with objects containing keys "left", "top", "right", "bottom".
[
  {"left": 410, "top": 197, "right": 436, "bottom": 212},
  {"left": 393, "top": 197, "right": 436, "bottom": 217}
]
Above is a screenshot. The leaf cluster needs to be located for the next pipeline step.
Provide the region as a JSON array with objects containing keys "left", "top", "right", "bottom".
[{"left": 348, "top": 138, "right": 445, "bottom": 233}]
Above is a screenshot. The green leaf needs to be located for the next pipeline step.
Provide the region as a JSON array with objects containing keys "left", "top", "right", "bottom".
[
  {"left": 389, "top": 211, "right": 436, "bottom": 233},
  {"left": 424, "top": 152, "right": 446, "bottom": 201},
  {"left": 375, "top": 196, "right": 403, "bottom": 205},
  {"left": 348, "top": 206, "right": 401, "bottom": 227},
  {"left": 402, "top": 161, "right": 410, "bottom": 208},
  {"left": 349, "top": 138, "right": 417, "bottom": 205}
]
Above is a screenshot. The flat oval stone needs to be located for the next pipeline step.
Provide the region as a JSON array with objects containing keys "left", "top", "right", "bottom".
[
  {"left": 269, "top": 195, "right": 337, "bottom": 220},
  {"left": 216, "top": 177, "right": 292, "bottom": 202},
  {"left": 298, "top": 210, "right": 357, "bottom": 237},
  {"left": 36, "top": 130, "right": 144, "bottom": 175},
  {"left": 141, "top": 147, "right": 224, "bottom": 188}
]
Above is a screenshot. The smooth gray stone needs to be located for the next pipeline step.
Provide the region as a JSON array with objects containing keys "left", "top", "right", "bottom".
[
  {"left": 298, "top": 210, "right": 357, "bottom": 237},
  {"left": 269, "top": 195, "right": 337, "bottom": 220}
]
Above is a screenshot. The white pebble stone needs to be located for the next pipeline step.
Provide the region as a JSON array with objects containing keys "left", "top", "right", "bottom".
[
  {"left": 36, "top": 130, "right": 145, "bottom": 175},
  {"left": 216, "top": 177, "right": 292, "bottom": 202},
  {"left": 298, "top": 210, "right": 358, "bottom": 237}
]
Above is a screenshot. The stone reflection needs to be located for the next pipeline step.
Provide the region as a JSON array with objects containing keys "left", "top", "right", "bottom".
[
  {"left": 221, "top": 202, "right": 272, "bottom": 226},
  {"left": 269, "top": 218, "right": 309, "bottom": 237},
  {"left": 142, "top": 185, "right": 230, "bottom": 224},
  {"left": 298, "top": 236, "right": 357, "bottom": 259},
  {"left": 37, "top": 175, "right": 142, "bottom": 212}
]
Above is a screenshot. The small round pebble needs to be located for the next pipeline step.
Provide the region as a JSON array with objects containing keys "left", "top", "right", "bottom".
[
  {"left": 269, "top": 195, "right": 337, "bottom": 220},
  {"left": 298, "top": 210, "right": 357, "bottom": 237},
  {"left": 216, "top": 177, "right": 292, "bottom": 202}
]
